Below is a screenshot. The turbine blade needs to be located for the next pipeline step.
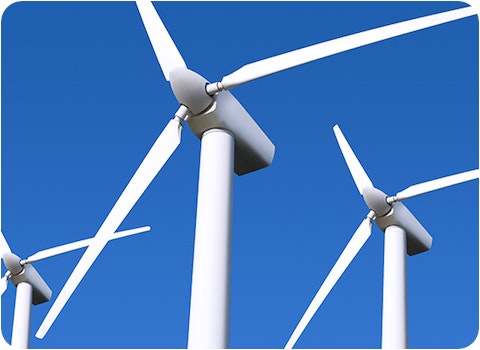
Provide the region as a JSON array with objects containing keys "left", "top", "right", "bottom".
[
  {"left": 394, "top": 169, "right": 479, "bottom": 202},
  {"left": 109, "top": 226, "right": 152, "bottom": 240},
  {"left": 136, "top": 0, "right": 187, "bottom": 80},
  {"left": 36, "top": 119, "right": 182, "bottom": 339},
  {"left": 1, "top": 276, "right": 8, "bottom": 296},
  {"left": 333, "top": 125, "right": 373, "bottom": 194},
  {"left": 285, "top": 217, "right": 373, "bottom": 349},
  {"left": 219, "top": 7, "right": 475, "bottom": 90},
  {"left": 0, "top": 231, "right": 12, "bottom": 256},
  {"left": 35, "top": 239, "right": 109, "bottom": 339},
  {"left": 26, "top": 226, "right": 151, "bottom": 264}
]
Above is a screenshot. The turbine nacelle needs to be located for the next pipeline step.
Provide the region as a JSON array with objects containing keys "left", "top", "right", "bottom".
[
  {"left": 10, "top": 264, "right": 53, "bottom": 305},
  {"left": 375, "top": 202, "right": 432, "bottom": 256},
  {"left": 168, "top": 67, "right": 275, "bottom": 175},
  {"left": 187, "top": 91, "right": 275, "bottom": 175},
  {"left": 362, "top": 186, "right": 432, "bottom": 256},
  {"left": 2, "top": 252, "right": 52, "bottom": 305}
]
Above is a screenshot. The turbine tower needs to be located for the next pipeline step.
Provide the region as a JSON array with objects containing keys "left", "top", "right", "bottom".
[
  {"left": 285, "top": 125, "right": 479, "bottom": 349},
  {"left": 0, "top": 226, "right": 149, "bottom": 348}
]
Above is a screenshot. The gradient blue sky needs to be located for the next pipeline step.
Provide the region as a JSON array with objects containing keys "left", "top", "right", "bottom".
[{"left": 1, "top": 1, "right": 478, "bottom": 348}]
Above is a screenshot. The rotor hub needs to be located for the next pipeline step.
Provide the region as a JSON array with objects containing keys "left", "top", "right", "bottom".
[
  {"left": 169, "top": 68, "right": 214, "bottom": 115},
  {"left": 363, "top": 186, "right": 391, "bottom": 217},
  {"left": 3, "top": 252, "right": 24, "bottom": 275}
]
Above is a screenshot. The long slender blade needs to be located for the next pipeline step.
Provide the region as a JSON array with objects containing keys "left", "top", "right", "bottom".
[
  {"left": 395, "top": 169, "right": 479, "bottom": 202},
  {"left": 333, "top": 125, "right": 373, "bottom": 194},
  {"left": 285, "top": 217, "right": 373, "bottom": 349},
  {"left": 36, "top": 119, "right": 182, "bottom": 339},
  {"left": 220, "top": 7, "right": 475, "bottom": 90},
  {"left": 0, "top": 232, "right": 12, "bottom": 256},
  {"left": 136, "top": 0, "right": 187, "bottom": 80},
  {"left": 26, "top": 226, "right": 151, "bottom": 264}
]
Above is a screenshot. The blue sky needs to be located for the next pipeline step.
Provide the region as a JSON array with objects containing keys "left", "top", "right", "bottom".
[{"left": 0, "top": 1, "right": 478, "bottom": 348}]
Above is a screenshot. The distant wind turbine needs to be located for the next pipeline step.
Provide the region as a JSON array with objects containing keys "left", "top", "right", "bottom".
[
  {"left": 1, "top": 226, "right": 150, "bottom": 348},
  {"left": 284, "top": 125, "right": 479, "bottom": 349}
]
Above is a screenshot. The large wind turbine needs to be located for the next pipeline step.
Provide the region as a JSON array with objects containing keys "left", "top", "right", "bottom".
[
  {"left": 0, "top": 226, "right": 149, "bottom": 348},
  {"left": 32, "top": 1, "right": 476, "bottom": 347},
  {"left": 285, "top": 125, "right": 479, "bottom": 349}
]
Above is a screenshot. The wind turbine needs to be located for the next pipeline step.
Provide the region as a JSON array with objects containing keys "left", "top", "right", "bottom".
[
  {"left": 30, "top": 1, "right": 476, "bottom": 347},
  {"left": 285, "top": 125, "right": 479, "bottom": 349},
  {"left": 0, "top": 226, "right": 150, "bottom": 348}
]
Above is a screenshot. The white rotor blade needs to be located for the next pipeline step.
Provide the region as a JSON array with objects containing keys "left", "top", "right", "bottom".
[
  {"left": 285, "top": 217, "right": 373, "bottom": 349},
  {"left": 394, "top": 169, "right": 479, "bottom": 202},
  {"left": 0, "top": 231, "right": 12, "bottom": 256},
  {"left": 25, "top": 226, "right": 151, "bottom": 264},
  {"left": 36, "top": 118, "right": 182, "bottom": 339},
  {"left": 1, "top": 271, "right": 11, "bottom": 296},
  {"left": 220, "top": 7, "right": 475, "bottom": 90},
  {"left": 136, "top": 0, "right": 187, "bottom": 80},
  {"left": 333, "top": 125, "right": 373, "bottom": 194},
  {"left": 1, "top": 234, "right": 12, "bottom": 296},
  {"left": 1, "top": 276, "right": 8, "bottom": 296},
  {"left": 109, "top": 226, "right": 151, "bottom": 240}
]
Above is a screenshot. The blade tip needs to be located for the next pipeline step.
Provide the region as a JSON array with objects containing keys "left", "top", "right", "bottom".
[
  {"left": 333, "top": 124, "right": 344, "bottom": 140},
  {"left": 35, "top": 328, "right": 46, "bottom": 339}
]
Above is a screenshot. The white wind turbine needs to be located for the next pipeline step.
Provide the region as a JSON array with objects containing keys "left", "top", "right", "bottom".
[
  {"left": 32, "top": 1, "right": 476, "bottom": 347},
  {"left": 0, "top": 226, "right": 150, "bottom": 348},
  {"left": 285, "top": 125, "right": 479, "bottom": 349}
]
